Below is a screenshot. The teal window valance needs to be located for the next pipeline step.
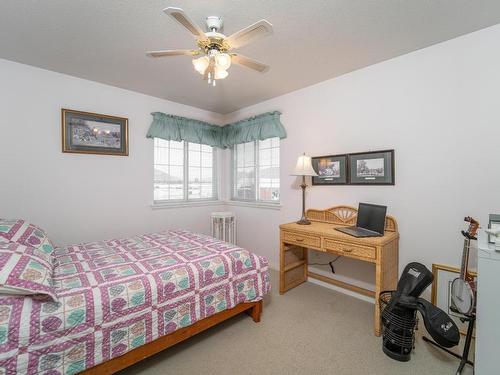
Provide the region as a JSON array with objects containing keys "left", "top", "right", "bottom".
[{"left": 146, "top": 111, "right": 286, "bottom": 149}]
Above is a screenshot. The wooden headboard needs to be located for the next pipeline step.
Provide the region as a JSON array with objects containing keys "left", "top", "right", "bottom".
[{"left": 305, "top": 205, "right": 398, "bottom": 232}]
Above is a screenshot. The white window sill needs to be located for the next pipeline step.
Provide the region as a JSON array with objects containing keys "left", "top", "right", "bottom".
[
  {"left": 151, "top": 200, "right": 223, "bottom": 210},
  {"left": 224, "top": 200, "right": 282, "bottom": 210}
]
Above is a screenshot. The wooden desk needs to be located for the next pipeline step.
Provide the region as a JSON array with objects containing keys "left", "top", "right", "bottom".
[{"left": 279, "top": 206, "right": 399, "bottom": 336}]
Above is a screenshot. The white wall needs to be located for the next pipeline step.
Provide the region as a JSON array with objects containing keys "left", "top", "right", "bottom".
[
  {"left": 223, "top": 24, "right": 500, "bottom": 289},
  {"left": 0, "top": 59, "right": 225, "bottom": 246},
  {"left": 2, "top": 24, "right": 500, "bottom": 292}
]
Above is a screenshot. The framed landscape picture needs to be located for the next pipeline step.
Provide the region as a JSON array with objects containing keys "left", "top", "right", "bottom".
[
  {"left": 62, "top": 109, "right": 129, "bottom": 156},
  {"left": 348, "top": 149, "right": 394, "bottom": 185},
  {"left": 431, "top": 264, "right": 476, "bottom": 337},
  {"left": 312, "top": 154, "right": 348, "bottom": 185}
]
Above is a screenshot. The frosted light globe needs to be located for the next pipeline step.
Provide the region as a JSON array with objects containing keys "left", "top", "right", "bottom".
[
  {"left": 214, "top": 68, "right": 228, "bottom": 80},
  {"left": 192, "top": 56, "right": 209, "bottom": 74},
  {"left": 215, "top": 53, "right": 231, "bottom": 70}
]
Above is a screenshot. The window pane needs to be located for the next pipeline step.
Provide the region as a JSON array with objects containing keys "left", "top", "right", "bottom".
[
  {"left": 259, "top": 138, "right": 272, "bottom": 149},
  {"left": 189, "top": 150, "right": 201, "bottom": 167},
  {"left": 259, "top": 166, "right": 279, "bottom": 180},
  {"left": 189, "top": 167, "right": 201, "bottom": 182},
  {"left": 187, "top": 142, "right": 215, "bottom": 200},
  {"left": 258, "top": 138, "right": 280, "bottom": 202},
  {"left": 188, "top": 184, "right": 201, "bottom": 199},
  {"left": 201, "top": 168, "right": 212, "bottom": 182},
  {"left": 259, "top": 166, "right": 280, "bottom": 201},
  {"left": 272, "top": 148, "right": 280, "bottom": 165},
  {"left": 189, "top": 143, "right": 201, "bottom": 151},
  {"left": 169, "top": 166, "right": 183, "bottom": 183},
  {"left": 154, "top": 140, "right": 216, "bottom": 202},
  {"left": 244, "top": 142, "right": 254, "bottom": 167},
  {"left": 156, "top": 138, "right": 168, "bottom": 148},
  {"left": 243, "top": 179, "right": 255, "bottom": 200},
  {"left": 155, "top": 147, "right": 168, "bottom": 165},
  {"left": 154, "top": 140, "right": 185, "bottom": 201},
  {"left": 236, "top": 144, "right": 244, "bottom": 167},
  {"left": 154, "top": 165, "right": 169, "bottom": 183},
  {"left": 232, "top": 139, "right": 280, "bottom": 202},
  {"left": 201, "top": 153, "right": 212, "bottom": 168},
  {"left": 259, "top": 149, "right": 271, "bottom": 166},
  {"left": 170, "top": 148, "right": 183, "bottom": 166},
  {"left": 170, "top": 140, "right": 183, "bottom": 149},
  {"left": 200, "top": 183, "right": 213, "bottom": 198}
]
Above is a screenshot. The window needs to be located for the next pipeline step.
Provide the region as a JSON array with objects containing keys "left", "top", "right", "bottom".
[
  {"left": 154, "top": 139, "right": 216, "bottom": 202},
  {"left": 232, "top": 137, "right": 280, "bottom": 202}
]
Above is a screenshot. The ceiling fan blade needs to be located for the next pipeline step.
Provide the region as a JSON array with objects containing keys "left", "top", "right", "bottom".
[
  {"left": 232, "top": 54, "right": 270, "bottom": 73},
  {"left": 163, "top": 7, "right": 207, "bottom": 40},
  {"left": 226, "top": 20, "right": 273, "bottom": 49},
  {"left": 146, "top": 49, "right": 198, "bottom": 58}
]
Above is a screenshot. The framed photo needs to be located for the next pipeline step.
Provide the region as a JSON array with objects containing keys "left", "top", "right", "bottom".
[
  {"left": 348, "top": 149, "right": 394, "bottom": 185},
  {"left": 62, "top": 109, "right": 129, "bottom": 156},
  {"left": 431, "top": 264, "right": 476, "bottom": 337},
  {"left": 312, "top": 154, "right": 348, "bottom": 185},
  {"left": 488, "top": 214, "right": 500, "bottom": 244}
]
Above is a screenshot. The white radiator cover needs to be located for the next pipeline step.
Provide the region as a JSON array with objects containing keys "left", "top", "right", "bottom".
[{"left": 211, "top": 212, "right": 236, "bottom": 245}]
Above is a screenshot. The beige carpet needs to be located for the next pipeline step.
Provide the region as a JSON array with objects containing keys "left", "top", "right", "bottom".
[{"left": 120, "top": 270, "right": 473, "bottom": 375}]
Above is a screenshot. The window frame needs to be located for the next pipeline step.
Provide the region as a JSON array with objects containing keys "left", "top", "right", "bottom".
[
  {"left": 231, "top": 138, "right": 280, "bottom": 204},
  {"left": 153, "top": 139, "right": 218, "bottom": 204}
]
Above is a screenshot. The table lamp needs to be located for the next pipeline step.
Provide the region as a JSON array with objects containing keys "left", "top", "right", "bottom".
[{"left": 291, "top": 153, "right": 318, "bottom": 225}]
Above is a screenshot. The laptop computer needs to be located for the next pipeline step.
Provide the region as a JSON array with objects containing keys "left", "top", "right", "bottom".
[{"left": 335, "top": 203, "right": 387, "bottom": 238}]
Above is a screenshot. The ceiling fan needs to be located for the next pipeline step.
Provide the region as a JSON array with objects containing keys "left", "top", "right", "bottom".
[{"left": 146, "top": 7, "right": 273, "bottom": 86}]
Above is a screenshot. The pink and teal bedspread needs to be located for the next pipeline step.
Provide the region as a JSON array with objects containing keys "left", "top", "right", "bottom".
[{"left": 0, "top": 229, "right": 270, "bottom": 374}]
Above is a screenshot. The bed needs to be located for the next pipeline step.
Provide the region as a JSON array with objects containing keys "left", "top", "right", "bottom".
[{"left": 0, "top": 223, "right": 270, "bottom": 375}]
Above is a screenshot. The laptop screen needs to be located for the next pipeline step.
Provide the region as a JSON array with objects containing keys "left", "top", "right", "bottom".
[{"left": 356, "top": 203, "right": 387, "bottom": 235}]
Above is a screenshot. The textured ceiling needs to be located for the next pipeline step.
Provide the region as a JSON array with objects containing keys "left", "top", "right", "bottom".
[{"left": 1, "top": 0, "right": 500, "bottom": 114}]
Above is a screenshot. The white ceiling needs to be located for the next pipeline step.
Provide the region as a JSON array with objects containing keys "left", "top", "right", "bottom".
[{"left": 1, "top": 1, "right": 500, "bottom": 114}]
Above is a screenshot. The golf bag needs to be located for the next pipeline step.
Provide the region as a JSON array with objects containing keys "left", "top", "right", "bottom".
[{"left": 380, "top": 262, "right": 460, "bottom": 361}]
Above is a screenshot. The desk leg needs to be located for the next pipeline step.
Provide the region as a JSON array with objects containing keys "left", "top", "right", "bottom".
[
  {"left": 374, "top": 263, "right": 382, "bottom": 337},
  {"left": 375, "top": 239, "right": 399, "bottom": 336},
  {"left": 280, "top": 240, "right": 308, "bottom": 294},
  {"left": 279, "top": 240, "right": 285, "bottom": 294}
]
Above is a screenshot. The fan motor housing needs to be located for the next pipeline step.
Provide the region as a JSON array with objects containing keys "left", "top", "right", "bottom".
[
  {"left": 206, "top": 16, "right": 223, "bottom": 31},
  {"left": 198, "top": 31, "right": 230, "bottom": 53}
]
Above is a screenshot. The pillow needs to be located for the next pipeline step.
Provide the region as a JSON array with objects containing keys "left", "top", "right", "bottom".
[
  {"left": 0, "top": 219, "right": 55, "bottom": 256},
  {"left": 0, "top": 240, "right": 57, "bottom": 301}
]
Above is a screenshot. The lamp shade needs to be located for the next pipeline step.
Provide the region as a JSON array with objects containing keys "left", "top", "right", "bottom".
[{"left": 291, "top": 154, "right": 318, "bottom": 176}]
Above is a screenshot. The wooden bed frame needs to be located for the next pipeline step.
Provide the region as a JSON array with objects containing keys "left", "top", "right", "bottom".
[{"left": 81, "top": 300, "right": 263, "bottom": 374}]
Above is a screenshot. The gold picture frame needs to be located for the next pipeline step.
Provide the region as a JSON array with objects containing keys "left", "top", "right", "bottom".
[
  {"left": 61, "top": 109, "right": 129, "bottom": 156},
  {"left": 431, "top": 263, "right": 476, "bottom": 337}
]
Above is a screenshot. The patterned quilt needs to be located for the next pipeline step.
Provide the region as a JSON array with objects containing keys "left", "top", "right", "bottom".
[{"left": 0, "top": 230, "right": 270, "bottom": 374}]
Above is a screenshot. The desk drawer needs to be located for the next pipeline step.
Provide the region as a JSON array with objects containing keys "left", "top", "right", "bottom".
[
  {"left": 282, "top": 231, "right": 321, "bottom": 248},
  {"left": 323, "top": 238, "right": 376, "bottom": 260}
]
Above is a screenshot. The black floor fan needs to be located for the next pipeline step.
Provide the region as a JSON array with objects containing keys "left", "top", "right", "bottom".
[{"left": 380, "top": 263, "right": 461, "bottom": 365}]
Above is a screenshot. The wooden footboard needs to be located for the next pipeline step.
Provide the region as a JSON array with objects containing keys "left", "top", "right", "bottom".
[{"left": 81, "top": 300, "right": 263, "bottom": 375}]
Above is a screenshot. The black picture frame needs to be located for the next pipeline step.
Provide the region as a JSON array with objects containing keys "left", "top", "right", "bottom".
[
  {"left": 312, "top": 154, "right": 348, "bottom": 185},
  {"left": 348, "top": 150, "right": 395, "bottom": 185},
  {"left": 488, "top": 214, "right": 500, "bottom": 244}
]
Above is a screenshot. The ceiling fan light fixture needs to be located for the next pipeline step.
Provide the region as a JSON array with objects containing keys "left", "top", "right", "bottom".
[
  {"left": 148, "top": 7, "right": 272, "bottom": 86},
  {"left": 215, "top": 53, "right": 232, "bottom": 70},
  {"left": 192, "top": 56, "right": 209, "bottom": 74}
]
